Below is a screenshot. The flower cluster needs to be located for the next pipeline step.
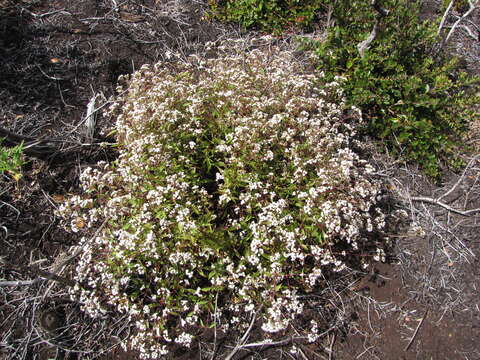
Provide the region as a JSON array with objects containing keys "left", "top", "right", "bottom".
[{"left": 58, "top": 36, "right": 386, "bottom": 357}]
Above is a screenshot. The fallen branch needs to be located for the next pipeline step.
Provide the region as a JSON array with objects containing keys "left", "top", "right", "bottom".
[
  {"left": 226, "top": 326, "right": 336, "bottom": 357},
  {"left": 411, "top": 196, "right": 480, "bottom": 216},
  {"left": 410, "top": 155, "right": 480, "bottom": 216},
  {"left": 84, "top": 94, "right": 98, "bottom": 141},
  {"left": 328, "top": 332, "right": 336, "bottom": 360},
  {"left": 0, "top": 127, "right": 60, "bottom": 157},
  {"left": 0, "top": 279, "right": 41, "bottom": 287},
  {"left": 237, "top": 336, "right": 298, "bottom": 349},
  {"left": 458, "top": 24, "right": 480, "bottom": 40},
  {"left": 0, "top": 258, "right": 78, "bottom": 288},
  {"left": 404, "top": 308, "right": 428, "bottom": 351},
  {"left": 0, "top": 246, "right": 98, "bottom": 290},
  {"left": 438, "top": 155, "right": 480, "bottom": 202},
  {"left": 40, "top": 219, "right": 109, "bottom": 299}
]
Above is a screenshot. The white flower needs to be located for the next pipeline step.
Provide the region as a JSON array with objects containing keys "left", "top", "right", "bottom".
[{"left": 58, "top": 36, "right": 387, "bottom": 359}]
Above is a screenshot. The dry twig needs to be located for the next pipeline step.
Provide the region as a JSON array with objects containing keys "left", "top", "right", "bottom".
[
  {"left": 410, "top": 196, "right": 480, "bottom": 216},
  {"left": 404, "top": 309, "right": 428, "bottom": 351},
  {"left": 224, "top": 306, "right": 261, "bottom": 360}
]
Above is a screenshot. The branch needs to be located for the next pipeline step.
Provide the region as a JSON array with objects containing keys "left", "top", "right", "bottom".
[
  {"left": 410, "top": 155, "right": 480, "bottom": 216},
  {"left": 357, "top": 19, "right": 380, "bottom": 58},
  {"left": 357, "top": 0, "right": 390, "bottom": 58},
  {"left": 224, "top": 306, "right": 261, "bottom": 360},
  {"left": 411, "top": 196, "right": 480, "bottom": 216},
  {"left": 84, "top": 94, "right": 98, "bottom": 141},
  {"left": 237, "top": 336, "right": 298, "bottom": 349},
  {"left": 0, "top": 127, "right": 60, "bottom": 157},
  {"left": 438, "top": 155, "right": 480, "bottom": 202},
  {"left": 0, "top": 256, "right": 85, "bottom": 289},
  {"left": 444, "top": 0, "right": 478, "bottom": 44},
  {"left": 458, "top": 24, "right": 480, "bottom": 40},
  {"left": 437, "top": 0, "right": 454, "bottom": 36},
  {"left": 0, "top": 279, "right": 42, "bottom": 287},
  {"left": 404, "top": 309, "right": 428, "bottom": 351},
  {"left": 225, "top": 326, "right": 335, "bottom": 359}
]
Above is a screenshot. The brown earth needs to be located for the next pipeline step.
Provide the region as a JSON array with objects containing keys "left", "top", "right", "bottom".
[{"left": 1, "top": 1, "right": 479, "bottom": 360}]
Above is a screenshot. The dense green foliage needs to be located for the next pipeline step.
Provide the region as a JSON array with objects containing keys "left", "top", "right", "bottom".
[
  {"left": 307, "top": 0, "right": 479, "bottom": 178},
  {"left": 208, "top": 0, "right": 325, "bottom": 33}
]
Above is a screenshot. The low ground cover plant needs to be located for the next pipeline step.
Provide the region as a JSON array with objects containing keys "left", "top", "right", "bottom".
[
  {"left": 0, "top": 139, "right": 24, "bottom": 181},
  {"left": 58, "top": 38, "right": 387, "bottom": 357}
]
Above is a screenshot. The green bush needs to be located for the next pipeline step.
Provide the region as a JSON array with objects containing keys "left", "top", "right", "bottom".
[
  {"left": 208, "top": 0, "right": 325, "bottom": 33},
  {"left": 0, "top": 139, "right": 24, "bottom": 181},
  {"left": 303, "top": 0, "right": 480, "bottom": 178},
  {"left": 59, "top": 38, "right": 387, "bottom": 357}
]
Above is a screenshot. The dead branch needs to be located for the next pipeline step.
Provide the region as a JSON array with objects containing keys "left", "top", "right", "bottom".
[
  {"left": 328, "top": 332, "right": 336, "bottom": 360},
  {"left": 224, "top": 306, "right": 261, "bottom": 360},
  {"left": 404, "top": 308, "right": 428, "bottom": 351},
  {"left": 444, "top": 0, "right": 479, "bottom": 44},
  {"left": 458, "top": 24, "right": 479, "bottom": 40},
  {"left": 438, "top": 155, "right": 480, "bottom": 202},
  {"left": 357, "top": 0, "right": 390, "bottom": 58},
  {"left": 17, "top": 7, "right": 72, "bottom": 19},
  {"left": 437, "top": 0, "right": 454, "bottom": 36},
  {"left": 409, "top": 155, "right": 480, "bottom": 216},
  {"left": 0, "top": 126, "right": 60, "bottom": 157},
  {"left": 84, "top": 94, "right": 98, "bottom": 142},
  {"left": 225, "top": 326, "right": 335, "bottom": 358},
  {"left": 54, "top": 218, "right": 109, "bottom": 273},
  {"left": 0, "top": 279, "right": 41, "bottom": 287},
  {"left": 0, "top": 257, "right": 79, "bottom": 288},
  {"left": 238, "top": 336, "right": 299, "bottom": 349},
  {"left": 410, "top": 196, "right": 480, "bottom": 216}
]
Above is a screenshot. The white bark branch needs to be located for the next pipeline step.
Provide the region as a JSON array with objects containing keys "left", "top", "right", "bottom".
[
  {"left": 445, "top": 0, "right": 479, "bottom": 44},
  {"left": 0, "top": 279, "right": 42, "bottom": 287},
  {"left": 410, "top": 155, "right": 480, "bottom": 216},
  {"left": 438, "top": 0, "right": 454, "bottom": 36},
  {"left": 224, "top": 307, "right": 260, "bottom": 360},
  {"left": 411, "top": 196, "right": 480, "bottom": 216},
  {"left": 438, "top": 155, "right": 480, "bottom": 202},
  {"left": 357, "top": 0, "right": 390, "bottom": 58},
  {"left": 358, "top": 19, "right": 380, "bottom": 58}
]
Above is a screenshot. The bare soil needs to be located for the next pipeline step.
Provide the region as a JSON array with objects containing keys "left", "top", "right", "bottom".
[{"left": 1, "top": 1, "right": 479, "bottom": 360}]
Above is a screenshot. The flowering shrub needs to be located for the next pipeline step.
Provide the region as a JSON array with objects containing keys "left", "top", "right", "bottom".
[{"left": 58, "top": 38, "right": 386, "bottom": 357}]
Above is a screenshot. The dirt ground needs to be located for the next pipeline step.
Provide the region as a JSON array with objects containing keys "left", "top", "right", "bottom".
[{"left": 1, "top": 0, "right": 479, "bottom": 359}]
